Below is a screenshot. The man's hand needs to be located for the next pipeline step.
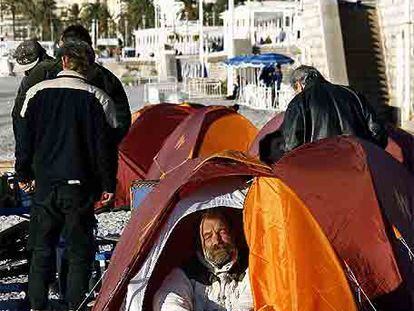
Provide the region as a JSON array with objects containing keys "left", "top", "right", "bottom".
[
  {"left": 18, "top": 180, "right": 35, "bottom": 193},
  {"left": 100, "top": 192, "right": 114, "bottom": 206}
]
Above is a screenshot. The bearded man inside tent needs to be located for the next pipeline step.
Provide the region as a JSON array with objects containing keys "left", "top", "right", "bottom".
[{"left": 153, "top": 210, "right": 253, "bottom": 311}]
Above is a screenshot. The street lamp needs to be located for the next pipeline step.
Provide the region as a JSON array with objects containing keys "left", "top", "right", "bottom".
[
  {"left": 199, "top": 0, "right": 204, "bottom": 76},
  {"left": 228, "top": 0, "right": 234, "bottom": 58}
]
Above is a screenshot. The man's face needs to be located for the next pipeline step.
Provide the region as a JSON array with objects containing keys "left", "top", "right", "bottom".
[
  {"left": 293, "top": 81, "right": 304, "bottom": 94},
  {"left": 201, "top": 216, "right": 236, "bottom": 268}
]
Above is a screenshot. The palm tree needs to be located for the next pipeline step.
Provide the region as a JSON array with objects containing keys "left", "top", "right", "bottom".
[
  {"left": 68, "top": 3, "right": 81, "bottom": 24},
  {"left": 0, "top": 0, "right": 18, "bottom": 40},
  {"left": 181, "top": 0, "right": 197, "bottom": 21},
  {"left": 211, "top": 0, "right": 245, "bottom": 26},
  {"left": 125, "top": 0, "right": 154, "bottom": 30},
  {"left": 81, "top": 2, "right": 112, "bottom": 38},
  {"left": 18, "top": 0, "right": 57, "bottom": 41}
]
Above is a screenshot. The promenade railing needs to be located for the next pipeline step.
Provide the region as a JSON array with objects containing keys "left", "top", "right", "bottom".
[
  {"left": 238, "top": 83, "right": 293, "bottom": 111},
  {"left": 185, "top": 78, "right": 223, "bottom": 99}
]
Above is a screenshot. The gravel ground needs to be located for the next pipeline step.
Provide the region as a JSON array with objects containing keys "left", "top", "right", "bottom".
[
  {"left": 0, "top": 76, "right": 21, "bottom": 162},
  {"left": 0, "top": 215, "right": 26, "bottom": 232}
]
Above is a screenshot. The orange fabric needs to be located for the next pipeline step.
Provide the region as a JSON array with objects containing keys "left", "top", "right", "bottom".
[
  {"left": 198, "top": 114, "right": 258, "bottom": 157},
  {"left": 244, "top": 177, "right": 357, "bottom": 311},
  {"left": 393, "top": 226, "right": 402, "bottom": 239}
]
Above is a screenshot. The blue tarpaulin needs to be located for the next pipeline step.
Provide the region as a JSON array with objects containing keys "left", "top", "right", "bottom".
[{"left": 224, "top": 53, "right": 294, "bottom": 68}]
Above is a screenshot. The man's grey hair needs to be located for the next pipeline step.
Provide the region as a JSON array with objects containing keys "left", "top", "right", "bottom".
[{"left": 289, "top": 65, "right": 324, "bottom": 89}]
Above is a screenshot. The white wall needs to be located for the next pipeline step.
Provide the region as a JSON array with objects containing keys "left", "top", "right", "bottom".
[
  {"left": 299, "top": 0, "right": 347, "bottom": 84},
  {"left": 377, "top": 0, "right": 414, "bottom": 125}
]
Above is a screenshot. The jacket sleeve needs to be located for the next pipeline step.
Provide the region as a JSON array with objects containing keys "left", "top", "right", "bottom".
[
  {"left": 153, "top": 268, "right": 193, "bottom": 311},
  {"left": 358, "top": 92, "right": 388, "bottom": 148},
  {"left": 281, "top": 99, "right": 306, "bottom": 152},
  {"left": 90, "top": 100, "right": 117, "bottom": 193},
  {"left": 14, "top": 98, "right": 35, "bottom": 182},
  {"left": 97, "top": 65, "right": 131, "bottom": 143}
]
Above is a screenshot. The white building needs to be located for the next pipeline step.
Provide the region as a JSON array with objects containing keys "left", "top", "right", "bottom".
[
  {"left": 134, "top": 0, "right": 301, "bottom": 59},
  {"left": 377, "top": 0, "right": 414, "bottom": 128},
  {"left": 221, "top": 0, "right": 300, "bottom": 49}
]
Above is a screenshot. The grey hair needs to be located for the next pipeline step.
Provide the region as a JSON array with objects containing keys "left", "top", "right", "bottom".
[{"left": 289, "top": 65, "right": 324, "bottom": 89}]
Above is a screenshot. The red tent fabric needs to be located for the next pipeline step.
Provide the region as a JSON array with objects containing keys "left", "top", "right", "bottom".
[
  {"left": 146, "top": 106, "right": 258, "bottom": 180},
  {"left": 115, "top": 104, "right": 197, "bottom": 208},
  {"left": 274, "top": 136, "right": 404, "bottom": 300},
  {"left": 386, "top": 126, "right": 414, "bottom": 174},
  {"left": 248, "top": 111, "right": 284, "bottom": 156},
  {"left": 93, "top": 152, "right": 272, "bottom": 310}
]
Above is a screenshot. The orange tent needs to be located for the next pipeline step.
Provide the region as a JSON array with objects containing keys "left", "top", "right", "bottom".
[
  {"left": 245, "top": 177, "right": 357, "bottom": 311},
  {"left": 146, "top": 106, "right": 258, "bottom": 180},
  {"left": 94, "top": 152, "right": 357, "bottom": 311},
  {"left": 115, "top": 104, "right": 198, "bottom": 208}
]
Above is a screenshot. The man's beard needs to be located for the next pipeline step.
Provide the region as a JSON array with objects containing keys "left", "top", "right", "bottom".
[{"left": 205, "top": 243, "right": 235, "bottom": 268}]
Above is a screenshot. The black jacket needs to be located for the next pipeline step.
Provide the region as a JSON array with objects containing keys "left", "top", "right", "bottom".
[
  {"left": 260, "top": 78, "right": 388, "bottom": 163},
  {"left": 13, "top": 58, "right": 131, "bottom": 144},
  {"left": 15, "top": 70, "right": 118, "bottom": 200}
]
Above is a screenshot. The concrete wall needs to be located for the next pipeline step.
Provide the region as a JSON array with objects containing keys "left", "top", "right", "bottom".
[
  {"left": 377, "top": 0, "right": 414, "bottom": 126},
  {"left": 299, "top": 0, "right": 348, "bottom": 84}
]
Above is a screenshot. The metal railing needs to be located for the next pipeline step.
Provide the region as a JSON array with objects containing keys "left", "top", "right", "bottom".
[
  {"left": 185, "top": 78, "right": 223, "bottom": 99},
  {"left": 238, "top": 83, "right": 294, "bottom": 111},
  {"left": 144, "top": 82, "right": 182, "bottom": 104}
]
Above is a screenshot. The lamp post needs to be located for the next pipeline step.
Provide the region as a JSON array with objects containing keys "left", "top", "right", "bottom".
[
  {"left": 228, "top": 0, "right": 234, "bottom": 58},
  {"left": 125, "top": 18, "right": 128, "bottom": 47},
  {"left": 199, "top": 0, "right": 204, "bottom": 76},
  {"left": 227, "top": 0, "right": 235, "bottom": 95}
]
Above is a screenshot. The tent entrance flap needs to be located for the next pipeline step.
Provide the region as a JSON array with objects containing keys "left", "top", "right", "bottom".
[
  {"left": 244, "top": 177, "right": 357, "bottom": 311},
  {"left": 125, "top": 177, "right": 248, "bottom": 311}
]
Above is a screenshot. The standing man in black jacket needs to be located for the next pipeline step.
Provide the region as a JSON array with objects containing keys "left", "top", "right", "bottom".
[
  {"left": 15, "top": 40, "right": 117, "bottom": 310},
  {"left": 259, "top": 65, "right": 388, "bottom": 164},
  {"left": 13, "top": 25, "right": 131, "bottom": 145}
]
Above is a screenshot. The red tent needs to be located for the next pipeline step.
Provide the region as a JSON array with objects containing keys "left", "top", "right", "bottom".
[
  {"left": 115, "top": 104, "right": 197, "bottom": 208},
  {"left": 248, "top": 111, "right": 284, "bottom": 156},
  {"left": 387, "top": 125, "right": 414, "bottom": 174},
  {"left": 274, "top": 136, "right": 414, "bottom": 307},
  {"left": 146, "top": 106, "right": 258, "bottom": 180},
  {"left": 95, "top": 137, "right": 414, "bottom": 310},
  {"left": 94, "top": 152, "right": 273, "bottom": 310},
  {"left": 93, "top": 152, "right": 358, "bottom": 311}
]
